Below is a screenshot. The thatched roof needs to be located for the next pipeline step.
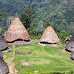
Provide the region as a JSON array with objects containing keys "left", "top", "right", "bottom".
[
  {"left": 0, "top": 35, "right": 8, "bottom": 51},
  {"left": 0, "top": 56, "right": 9, "bottom": 74},
  {"left": 4, "top": 17, "right": 30, "bottom": 42},
  {"left": 71, "top": 51, "right": 74, "bottom": 60},
  {"left": 65, "top": 35, "right": 74, "bottom": 52},
  {"left": 64, "top": 37, "right": 70, "bottom": 44},
  {"left": 39, "top": 26, "right": 60, "bottom": 43}
]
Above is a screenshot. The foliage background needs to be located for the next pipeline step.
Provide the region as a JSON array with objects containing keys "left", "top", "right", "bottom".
[{"left": 0, "top": 0, "right": 74, "bottom": 42}]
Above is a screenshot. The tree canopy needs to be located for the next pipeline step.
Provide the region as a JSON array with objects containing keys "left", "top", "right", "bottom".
[{"left": 20, "top": 6, "right": 35, "bottom": 28}]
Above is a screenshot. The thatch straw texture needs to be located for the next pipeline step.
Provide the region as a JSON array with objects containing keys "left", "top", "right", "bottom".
[
  {"left": 4, "top": 17, "right": 30, "bottom": 42},
  {"left": 71, "top": 51, "right": 74, "bottom": 60},
  {"left": 0, "top": 57, "right": 9, "bottom": 74},
  {"left": 64, "top": 37, "right": 70, "bottom": 44},
  {"left": 39, "top": 26, "right": 60, "bottom": 44},
  {"left": 65, "top": 35, "right": 74, "bottom": 52},
  {"left": 0, "top": 35, "right": 8, "bottom": 51},
  {"left": 0, "top": 52, "right": 3, "bottom": 57}
]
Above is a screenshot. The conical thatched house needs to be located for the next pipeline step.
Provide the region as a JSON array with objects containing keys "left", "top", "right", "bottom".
[
  {"left": 0, "top": 56, "right": 9, "bottom": 74},
  {"left": 4, "top": 17, "right": 31, "bottom": 45},
  {"left": 64, "top": 37, "right": 70, "bottom": 44},
  {"left": 65, "top": 35, "right": 74, "bottom": 52},
  {"left": 39, "top": 26, "right": 60, "bottom": 46},
  {"left": 0, "top": 35, "right": 8, "bottom": 51}
]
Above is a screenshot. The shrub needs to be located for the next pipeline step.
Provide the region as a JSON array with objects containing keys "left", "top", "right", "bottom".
[{"left": 57, "top": 30, "right": 69, "bottom": 43}]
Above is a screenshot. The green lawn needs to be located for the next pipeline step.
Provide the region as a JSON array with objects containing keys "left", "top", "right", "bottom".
[{"left": 4, "top": 40, "right": 74, "bottom": 74}]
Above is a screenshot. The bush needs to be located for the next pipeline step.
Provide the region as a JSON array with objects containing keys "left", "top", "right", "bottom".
[
  {"left": 25, "top": 71, "right": 74, "bottom": 74},
  {"left": 57, "top": 30, "right": 69, "bottom": 43},
  {"left": 41, "top": 71, "right": 74, "bottom": 74},
  {"left": 0, "top": 28, "right": 5, "bottom": 35},
  {"left": 27, "top": 25, "right": 43, "bottom": 39}
]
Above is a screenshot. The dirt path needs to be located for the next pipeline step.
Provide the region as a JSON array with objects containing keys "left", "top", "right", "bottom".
[{"left": 4, "top": 57, "right": 18, "bottom": 74}]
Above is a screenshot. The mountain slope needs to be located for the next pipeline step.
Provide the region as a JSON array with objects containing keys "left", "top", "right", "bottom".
[{"left": 0, "top": 0, "right": 74, "bottom": 34}]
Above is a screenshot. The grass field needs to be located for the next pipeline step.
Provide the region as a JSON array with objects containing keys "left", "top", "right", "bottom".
[{"left": 4, "top": 40, "right": 74, "bottom": 74}]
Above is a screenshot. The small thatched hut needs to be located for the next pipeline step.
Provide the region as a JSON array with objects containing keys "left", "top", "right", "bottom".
[
  {"left": 0, "top": 35, "right": 8, "bottom": 51},
  {"left": 0, "top": 56, "right": 9, "bottom": 74},
  {"left": 39, "top": 26, "right": 60, "bottom": 46},
  {"left": 4, "top": 17, "right": 31, "bottom": 45},
  {"left": 65, "top": 35, "right": 74, "bottom": 52},
  {"left": 71, "top": 51, "right": 74, "bottom": 60},
  {"left": 64, "top": 37, "right": 70, "bottom": 44}
]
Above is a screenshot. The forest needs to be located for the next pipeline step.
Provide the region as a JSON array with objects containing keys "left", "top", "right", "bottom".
[{"left": 0, "top": 0, "right": 74, "bottom": 41}]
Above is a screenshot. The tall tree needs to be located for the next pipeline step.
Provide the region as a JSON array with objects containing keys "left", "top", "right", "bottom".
[
  {"left": 0, "top": 11, "right": 9, "bottom": 18},
  {"left": 20, "top": 6, "right": 35, "bottom": 28},
  {"left": 0, "top": 11, "right": 9, "bottom": 29}
]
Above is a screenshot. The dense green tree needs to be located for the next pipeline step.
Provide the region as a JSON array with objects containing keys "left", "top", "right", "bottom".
[
  {"left": 57, "top": 30, "right": 69, "bottom": 43},
  {"left": 0, "top": 0, "right": 74, "bottom": 35},
  {"left": 0, "top": 28, "right": 5, "bottom": 35},
  {"left": 0, "top": 11, "right": 9, "bottom": 29},
  {"left": 20, "top": 6, "right": 35, "bottom": 28},
  {"left": 42, "top": 20, "right": 50, "bottom": 27},
  {"left": 27, "top": 24, "right": 43, "bottom": 39},
  {"left": 0, "top": 11, "right": 9, "bottom": 18}
]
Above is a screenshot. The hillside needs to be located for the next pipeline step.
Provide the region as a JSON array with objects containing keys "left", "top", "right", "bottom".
[
  {"left": 0, "top": 0, "right": 74, "bottom": 34},
  {"left": 4, "top": 40, "right": 74, "bottom": 73}
]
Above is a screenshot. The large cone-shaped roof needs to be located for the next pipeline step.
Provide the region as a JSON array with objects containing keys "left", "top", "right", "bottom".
[
  {"left": 4, "top": 17, "right": 30, "bottom": 42},
  {"left": 65, "top": 35, "right": 74, "bottom": 51},
  {"left": 39, "top": 26, "right": 60, "bottom": 43},
  {"left": 0, "top": 56, "right": 9, "bottom": 74},
  {"left": 0, "top": 35, "right": 8, "bottom": 51},
  {"left": 71, "top": 51, "right": 74, "bottom": 60}
]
